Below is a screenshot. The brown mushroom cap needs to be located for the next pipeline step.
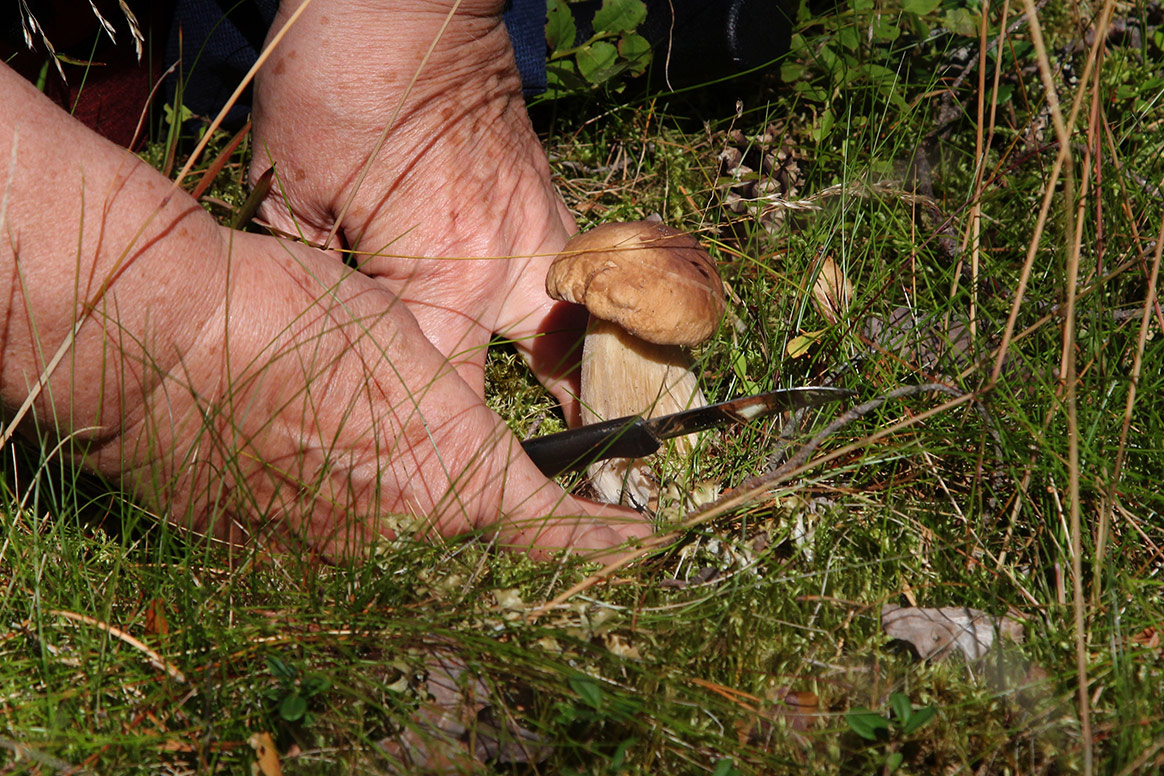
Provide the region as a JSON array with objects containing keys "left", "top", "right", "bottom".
[{"left": 546, "top": 221, "right": 725, "bottom": 346}]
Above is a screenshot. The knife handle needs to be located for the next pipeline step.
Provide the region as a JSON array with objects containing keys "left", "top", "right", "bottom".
[{"left": 520, "top": 417, "right": 662, "bottom": 478}]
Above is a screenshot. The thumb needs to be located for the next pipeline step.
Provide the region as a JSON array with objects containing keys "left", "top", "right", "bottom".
[
  {"left": 457, "top": 428, "right": 652, "bottom": 559},
  {"left": 495, "top": 203, "right": 587, "bottom": 427}
]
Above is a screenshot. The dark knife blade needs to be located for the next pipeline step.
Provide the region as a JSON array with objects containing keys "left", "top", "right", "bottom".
[{"left": 521, "top": 386, "right": 854, "bottom": 478}]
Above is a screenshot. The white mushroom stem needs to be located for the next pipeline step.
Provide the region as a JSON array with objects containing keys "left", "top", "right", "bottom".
[{"left": 579, "top": 317, "right": 710, "bottom": 510}]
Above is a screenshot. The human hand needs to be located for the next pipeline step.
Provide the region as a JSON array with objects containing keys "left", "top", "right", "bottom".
[
  {"left": 0, "top": 62, "right": 649, "bottom": 560},
  {"left": 138, "top": 232, "right": 650, "bottom": 559},
  {"left": 250, "top": 0, "right": 589, "bottom": 422}
]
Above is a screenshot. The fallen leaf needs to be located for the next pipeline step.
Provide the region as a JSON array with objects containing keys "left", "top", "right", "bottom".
[
  {"left": 602, "top": 633, "right": 641, "bottom": 660},
  {"left": 492, "top": 588, "right": 524, "bottom": 612},
  {"left": 158, "top": 739, "right": 194, "bottom": 752},
  {"left": 1131, "top": 626, "right": 1162, "bottom": 656},
  {"left": 786, "top": 329, "right": 825, "bottom": 359},
  {"left": 144, "top": 598, "right": 169, "bottom": 637},
  {"left": 882, "top": 604, "right": 1024, "bottom": 661},
  {"left": 774, "top": 688, "right": 820, "bottom": 732},
  {"left": 381, "top": 652, "right": 549, "bottom": 772},
  {"left": 811, "top": 255, "right": 852, "bottom": 325},
  {"left": 863, "top": 306, "right": 997, "bottom": 377},
  {"left": 248, "top": 732, "right": 282, "bottom": 776},
  {"left": 737, "top": 685, "right": 820, "bottom": 747}
]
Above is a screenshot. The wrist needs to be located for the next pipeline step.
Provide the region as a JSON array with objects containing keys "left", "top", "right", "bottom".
[{"left": 0, "top": 67, "right": 229, "bottom": 449}]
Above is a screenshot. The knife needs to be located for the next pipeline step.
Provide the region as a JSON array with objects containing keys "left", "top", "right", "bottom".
[{"left": 521, "top": 386, "right": 854, "bottom": 478}]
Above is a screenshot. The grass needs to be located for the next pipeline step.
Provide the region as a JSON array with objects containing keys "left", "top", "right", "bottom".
[{"left": 3, "top": 0, "right": 1164, "bottom": 772}]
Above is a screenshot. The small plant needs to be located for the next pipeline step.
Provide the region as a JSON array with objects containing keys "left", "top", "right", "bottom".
[
  {"left": 845, "top": 692, "right": 938, "bottom": 772},
  {"left": 264, "top": 654, "right": 332, "bottom": 727},
  {"left": 555, "top": 675, "right": 640, "bottom": 773},
  {"left": 544, "top": 0, "right": 652, "bottom": 99},
  {"left": 710, "top": 758, "right": 744, "bottom": 776}
]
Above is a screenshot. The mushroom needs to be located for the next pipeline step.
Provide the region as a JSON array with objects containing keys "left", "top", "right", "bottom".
[{"left": 546, "top": 221, "right": 725, "bottom": 509}]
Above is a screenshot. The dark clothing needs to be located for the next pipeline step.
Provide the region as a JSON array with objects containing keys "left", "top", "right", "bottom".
[
  {"left": 2, "top": 1, "right": 790, "bottom": 145},
  {"left": 167, "top": 0, "right": 279, "bottom": 126},
  {"left": 0, "top": 1, "right": 550, "bottom": 143}
]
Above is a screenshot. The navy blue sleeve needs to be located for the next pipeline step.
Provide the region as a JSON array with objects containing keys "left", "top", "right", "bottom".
[
  {"left": 167, "top": 0, "right": 279, "bottom": 125},
  {"left": 502, "top": 0, "right": 549, "bottom": 97}
]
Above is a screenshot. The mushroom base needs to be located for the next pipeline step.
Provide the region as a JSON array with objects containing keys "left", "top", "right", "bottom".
[{"left": 579, "top": 319, "right": 718, "bottom": 510}]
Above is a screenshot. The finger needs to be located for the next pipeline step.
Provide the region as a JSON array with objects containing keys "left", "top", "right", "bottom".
[
  {"left": 525, "top": 496, "right": 654, "bottom": 561},
  {"left": 493, "top": 194, "right": 587, "bottom": 423},
  {"left": 392, "top": 402, "right": 650, "bottom": 559},
  {"left": 466, "top": 434, "right": 653, "bottom": 559},
  {"left": 256, "top": 195, "right": 334, "bottom": 247},
  {"left": 496, "top": 254, "right": 589, "bottom": 427}
]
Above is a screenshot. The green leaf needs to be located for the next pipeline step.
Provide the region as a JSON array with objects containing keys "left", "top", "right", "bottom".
[
  {"left": 266, "top": 655, "right": 296, "bottom": 682},
  {"left": 547, "top": 61, "right": 587, "bottom": 91},
  {"left": 301, "top": 675, "right": 331, "bottom": 697},
  {"left": 162, "top": 101, "right": 194, "bottom": 129},
  {"left": 780, "top": 61, "right": 805, "bottom": 81},
  {"left": 837, "top": 25, "right": 860, "bottom": 52},
  {"left": 712, "top": 758, "right": 741, "bottom": 776},
  {"left": 886, "top": 751, "right": 904, "bottom": 772},
  {"left": 864, "top": 63, "right": 899, "bottom": 84},
  {"left": 906, "top": 12, "right": 931, "bottom": 37},
  {"left": 990, "top": 83, "right": 1014, "bottom": 105},
  {"left": 864, "top": 63, "right": 906, "bottom": 109},
  {"left": 786, "top": 331, "right": 822, "bottom": 359},
  {"left": 943, "top": 7, "right": 980, "bottom": 37},
  {"left": 810, "top": 108, "right": 835, "bottom": 142},
  {"left": 901, "top": 704, "right": 937, "bottom": 735},
  {"left": 889, "top": 692, "right": 913, "bottom": 725},
  {"left": 793, "top": 81, "right": 828, "bottom": 102},
  {"left": 732, "top": 351, "right": 761, "bottom": 393},
  {"left": 279, "top": 692, "right": 308, "bottom": 721},
  {"left": 845, "top": 708, "right": 891, "bottom": 741},
  {"left": 610, "top": 737, "right": 637, "bottom": 768},
  {"left": 576, "top": 40, "right": 619, "bottom": 84},
  {"left": 546, "top": 0, "right": 577, "bottom": 55},
  {"left": 570, "top": 676, "right": 604, "bottom": 709},
  {"left": 618, "top": 32, "right": 651, "bottom": 76},
  {"left": 593, "top": 0, "right": 647, "bottom": 35},
  {"left": 817, "top": 45, "right": 841, "bottom": 75},
  {"left": 902, "top": 0, "right": 940, "bottom": 15},
  {"left": 872, "top": 18, "right": 901, "bottom": 43}
]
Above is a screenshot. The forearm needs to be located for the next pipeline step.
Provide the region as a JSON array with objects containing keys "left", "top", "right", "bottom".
[{"left": 0, "top": 63, "right": 228, "bottom": 447}]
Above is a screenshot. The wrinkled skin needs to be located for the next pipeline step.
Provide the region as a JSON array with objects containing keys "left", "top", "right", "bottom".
[
  {"left": 0, "top": 0, "right": 650, "bottom": 560},
  {"left": 251, "top": 0, "right": 587, "bottom": 414}
]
